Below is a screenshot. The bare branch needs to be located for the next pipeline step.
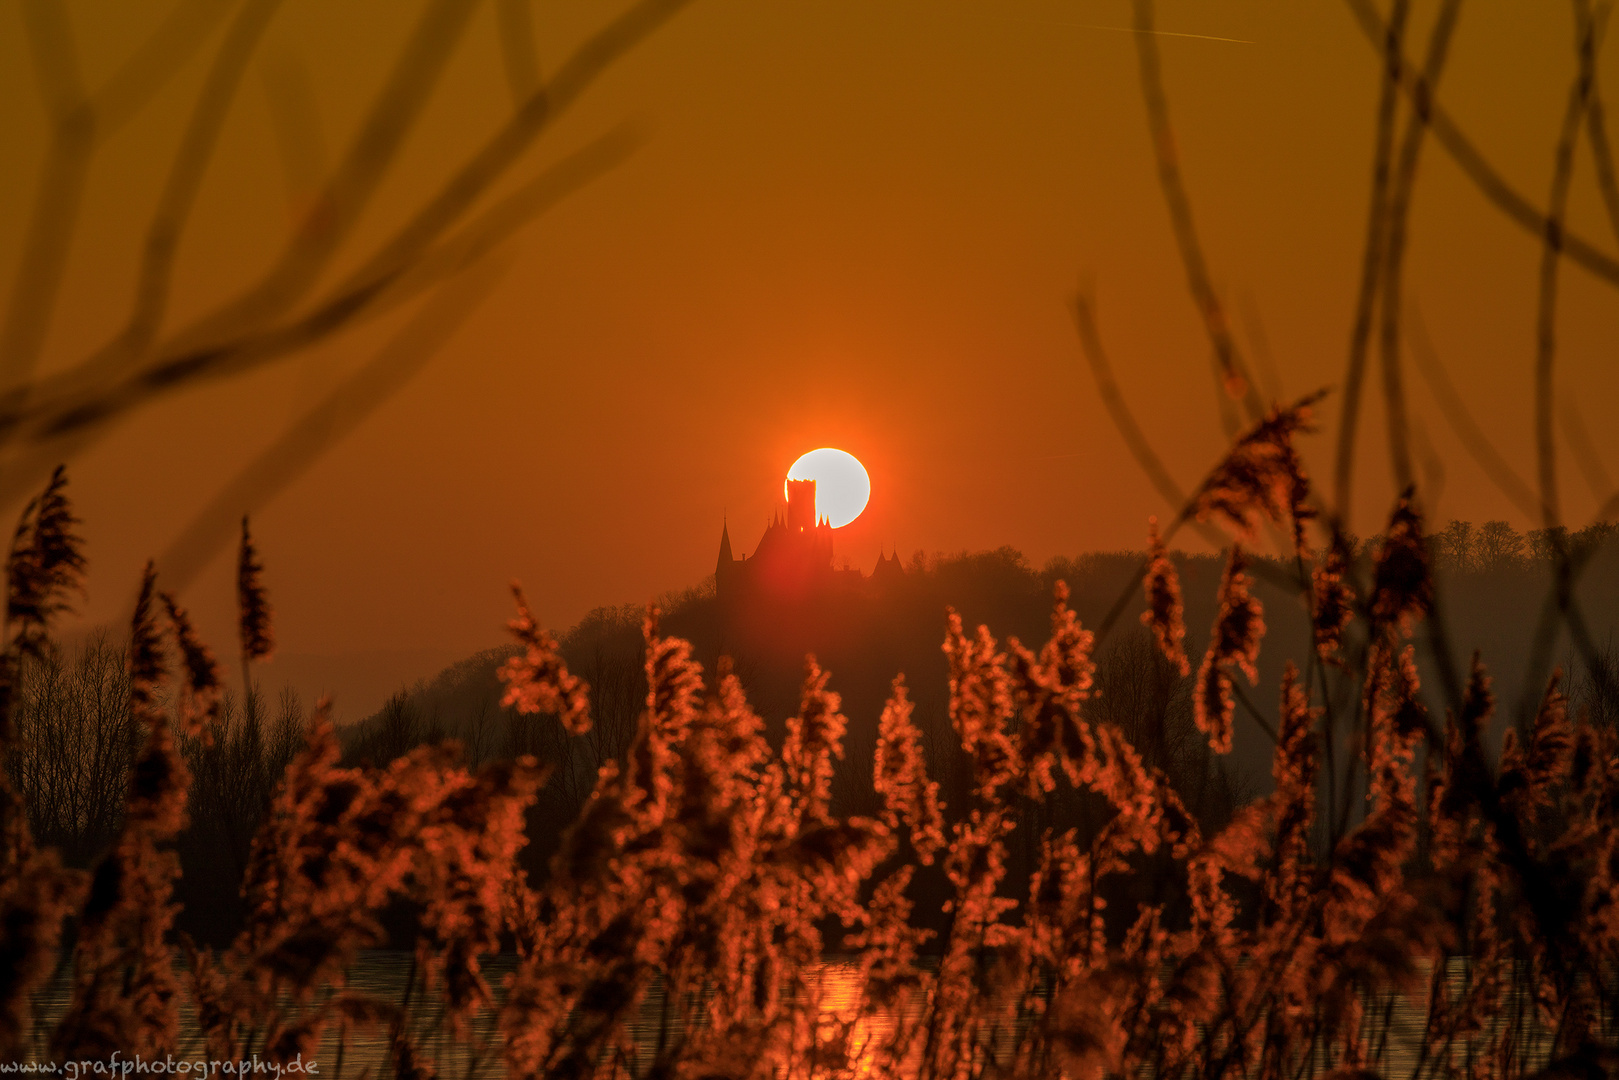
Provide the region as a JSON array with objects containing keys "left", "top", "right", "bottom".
[
  {"left": 123, "top": 0, "right": 286, "bottom": 354},
  {"left": 154, "top": 0, "right": 485, "bottom": 355},
  {"left": 155, "top": 255, "right": 510, "bottom": 597},
  {"left": 92, "top": 0, "right": 237, "bottom": 138},
  {"left": 1535, "top": 0, "right": 1599, "bottom": 531},
  {"left": 1560, "top": 394, "right": 1614, "bottom": 504},
  {"left": 1344, "top": 0, "right": 1619, "bottom": 287},
  {"left": 498, "top": 0, "right": 543, "bottom": 105},
  {"left": 1, "top": 1, "right": 94, "bottom": 392},
  {"left": 0, "top": 0, "right": 691, "bottom": 505},
  {"left": 259, "top": 52, "right": 329, "bottom": 225},
  {"left": 1332, "top": 0, "right": 1408, "bottom": 526},
  {"left": 1405, "top": 307, "right": 1540, "bottom": 519},
  {"left": 1070, "top": 291, "right": 1189, "bottom": 515},
  {"left": 1378, "top": 0, "right": 1463, "bottom": 502},
  {"left": 1, "top": 0, "right": 239, "bottom": 392},
  {"left": 1130, "top": 0, "right": 1265, "bottom": 439},
  {"left": 1584, "top": 2, "right": 1619, "bottom": 247}
]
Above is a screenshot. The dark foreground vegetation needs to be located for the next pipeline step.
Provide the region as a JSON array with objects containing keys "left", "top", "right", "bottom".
[
  {"left": 4, "top": 0, "right": 1619, "bottom": 1071},
  {"left": 7, "top": 388, "right": 1619, "bottom": 1078}
]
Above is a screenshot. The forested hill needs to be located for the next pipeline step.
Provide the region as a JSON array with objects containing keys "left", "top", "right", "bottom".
[{"left": 347, "top": 520, "right": 1619, "bottom": 805}]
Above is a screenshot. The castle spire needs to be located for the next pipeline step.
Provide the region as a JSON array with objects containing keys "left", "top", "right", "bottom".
[{"left": 717, "top": 519, "right": 734, "bottom": 573}]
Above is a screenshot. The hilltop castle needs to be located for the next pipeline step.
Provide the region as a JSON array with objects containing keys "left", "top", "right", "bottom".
[{"left": 716, "top": 479, "right": 902, "bottom": 601}]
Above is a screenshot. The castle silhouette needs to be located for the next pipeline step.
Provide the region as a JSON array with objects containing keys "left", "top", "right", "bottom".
[{"left": 716, "top": 478, "right": 903, "bottom": 601}]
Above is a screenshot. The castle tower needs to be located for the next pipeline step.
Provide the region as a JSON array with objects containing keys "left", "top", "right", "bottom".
[{"left": 786, "top": 478, "right": 817, "bottom": 533}]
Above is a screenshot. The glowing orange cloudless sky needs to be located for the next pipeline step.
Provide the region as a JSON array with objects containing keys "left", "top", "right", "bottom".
[{"left": 1, "top": 1, "right": 1616, "bottom": 714}]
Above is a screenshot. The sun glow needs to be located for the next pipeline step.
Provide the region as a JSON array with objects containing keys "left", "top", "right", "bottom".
[{"left": 786, "top": 448, "right": 870, "bottom": 528}]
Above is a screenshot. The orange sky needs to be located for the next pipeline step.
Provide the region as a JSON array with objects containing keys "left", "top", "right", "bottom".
[{"left": 1, "top": 1, "right": 1616, "bottom": 714}]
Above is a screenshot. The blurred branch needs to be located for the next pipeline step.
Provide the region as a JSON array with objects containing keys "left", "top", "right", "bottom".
[
  {"left": 391, "top": 123, "right": 648, "bottom": 297},
  {"left": 1333, "top": 0, "right": 1408, "bottom": 528},
  {"left": 1072, "top": 288, "right": 1240, "bottom": 648},
  {"left": 0, "top": 0, "right": 695, "bottom": 507},
  {"left": 148, "top": 0, "right": 487, "bottom": 354},
  {"left": 151, "top": 127, "right": 641, "bottom": 592},
  {"left": 1405, "top": 307, "right": 1539, "bottom": 519},
  {"left": 2, "top": 0, "right": 94, "bottom": 393},
  {"left": 1378, "top": 0, "right": 1463, "bottom": 501},
  {"left": 91, "top": 0, "right": 237, "bottom": 137},
  {"left": 1071, "top": 290, "right": 1191, "bottom": 518},
  {"left": 498, "top": 0, "right": 543, "bottom": 104},
  {"left": 260, "top": 52, "right": 329, "bottom": 223},
  {"left": 123, "top": 0, "right": 286, "bottom": 355},
  {"left": 1343, "top": 0, "right": 1619, "bottom": 288},
  {"left": 1560, "top": 395, "right": 1614, "bottom": 504},
  {"left": 1, "top": 0, "right": 236, "bottom": 391},
  {"left": 0, "top": 124, "right": 648, "bottom": 513},
  {"left": 1586, "top": 1, "right": 1619, "bottom": 246},
  {"left": 1129, "top": 0, "right": 1265, "bottom": 441},
  {"left": 154, "top": 253, "right": 511, "bottom": 596},
  {"left": 1535, "top": 0, "right": 1600, "bottom": 532}
]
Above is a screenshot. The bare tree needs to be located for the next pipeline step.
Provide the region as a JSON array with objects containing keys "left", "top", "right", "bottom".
[
  {"left": 5, "top": 630, "right": 137, "bottom": 862},
  {"left": 1477, "top": 519, "right": 1528, "bottom": 572}
]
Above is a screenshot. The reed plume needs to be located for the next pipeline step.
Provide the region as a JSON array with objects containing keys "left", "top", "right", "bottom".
[
  {"left": 1194, "top": 544, "right": 1264, "bottom": 755},
  {"left": 873, "top": 675, "right": 945, "bottom": 864},
  {"left": 51, "top": 562, "right": 190, "bottom": 1060},
  {"left": 4, "top": 464, "right": 86, "bottom": 661},
  {"left": 1186, "top": 390, "right": 1324, "bottom": 556},
  {"left": 236, "top": 515, "right": 273, "bottom": 671},
  {"left": 1312, "top": 532, "right": 1357, "bottom": 668},
  {"left": 161, "top": 590, "right": 222, "bottom": 739},
  {"left": 499, "top": 582, "right": 591, "bottom": 734},
  {"left": 6, "top": 478, "right": 1619, "bottom": 1074},
  {"left": 0, "top": 466, "right": 86, "bottom": 1059},
  {"left": 1142, "top": 517, "right": 1191, "bottom": 677}
]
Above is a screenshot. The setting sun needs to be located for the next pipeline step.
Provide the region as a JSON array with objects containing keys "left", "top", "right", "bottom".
[{"left": 786, "top": 448, "right": 871, "bottom": 528}]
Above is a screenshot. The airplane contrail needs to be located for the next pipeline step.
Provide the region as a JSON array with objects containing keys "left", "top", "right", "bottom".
[
  {"left": 1078, "top": 23, "right": 1255, "bottom": 44},
  {"left": 1059, "top": 21, "right": 1256, "bottom": 44}
]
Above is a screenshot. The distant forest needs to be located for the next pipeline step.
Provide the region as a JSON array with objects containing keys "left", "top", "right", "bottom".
[
  {"left": 6, "top": 514, "right": 1612, "bottom": 945},
  {"left": 11, "top": 520, "right": 1611, "bottom": 945},
  {"left": 347, "top": 515, "right": 1619, "bottom": 792}
]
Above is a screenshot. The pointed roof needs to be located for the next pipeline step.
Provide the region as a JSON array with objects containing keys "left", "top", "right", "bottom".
[{"left": 717, "top": 519, "right": 734, "bottom": 568}]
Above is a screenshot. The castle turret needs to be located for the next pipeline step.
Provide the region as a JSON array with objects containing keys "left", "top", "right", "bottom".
[
  {"left": 786, "top": 478, "right": 817, "bottom": 533},
  {"left": 873, "top": 547, "right": 906, "bottom": 584}
]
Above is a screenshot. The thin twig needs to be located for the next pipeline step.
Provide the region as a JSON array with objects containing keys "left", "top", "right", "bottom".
[
  {"left": 261, "top": 51, "right": 329, "bottom": 217},
  {"left": 1, "top": 0, "right": 94, "bottom": 393},
  {"left": 1535, "top": 0, "right": 1599, "bottom": 532},
  {"left": 147, "top": 123, "right": 640, "bottom": 592},
  {"left": 154, "top": 252, "right": 511, "bottom": 597},
  {"left": 1404, "top": 308, "right": 1540, "bottom": 519},
  {"left": 1334, "top": 0, "right": 1409, "bottom": 526},
  {"left": 1585, "top": 2, "right": 1619, "bottom": 247},
  {"left": 498, "top": 0, "right": 543, "bottom": 104},
  {"left": 0, "top": 0, "right": 691, "bottom": 505},
  {"left": 1071, "top": 291, "right": 1189, "bottom": 517},
  {"left": 122, "top": 0, "right": 286, "bottom": 354},
  {"left": 1, "top": 0, "right": 242, "bottom": 392},
  {"left": 1378, "top": 0, "right": 1464, "bottom": 498},
  {"left": 1070, "top": 290, "right": 1231, "bottom": 549},
  {"left": 1130, "top": 0, "right": 1266, "bottom": 436},
  {"left": 1343, "top": 0, "right": 1619, "bottom": 289},
  {"left": 1559, "top": 394, "right": 1614, "bottom": 504},
  {"left": 164, "top": 0, "right": 486, "bottom": 354}
]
